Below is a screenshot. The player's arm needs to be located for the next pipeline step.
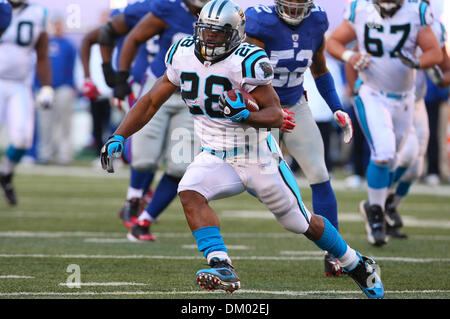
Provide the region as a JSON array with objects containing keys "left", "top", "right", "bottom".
[
  {"left": 326, "top": 20, "right": 370, "bottom": 71},
  {"left": 101, "top": 73, "right": 178, "bottom": 172},
  {"left": 35, "top": 31, "right": 54, "bottom": 109},
  {"left": 114, "top": 13, "right": 167, "bottom": 99},
  {"left": 311, "top": 37, "right": 353, "bottom": 144},
  {"left": 416, "top": 26, "right": 443, "bottom": 69},
  {"left": 246, "top": 85, "right": 284, "bottom": 129},
  {"left": 439, "top": 45, "right": 450, "bottom": 87},
  {"left": 80, "top": 27, "right": 100, "bottom": 79}
]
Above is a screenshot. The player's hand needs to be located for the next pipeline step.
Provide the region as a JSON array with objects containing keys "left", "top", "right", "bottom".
[
  {"left": 81, "top": 78, "right": 100, "bottom": 101},
  {"left": 100, "top": 134, "right": 124, "bottom": 173},
  {"left": 102, "top": 62, "right": 116, "bottom": 88},
  {"left": 218, "top": 91, "right": 250, "bottom": 122},
  {"left": 334, "top": 110, "right": 353, "bottom": 144},
  {"left": 348, "top": 52, "right": 371, "bottom": 71},
  {"left": 281, "top": 108, "right": 296, "bottom": 132},
  {"left": 113, "top": 71, "right": 132, "bottom": 100},
  {"left": 36, "top": 86, "right": 55, "bottom": 109},
  {"left": 425, "top": 65, "right": 444, "bottom": 86},
  {"left": 393, "top": 50, "right": 421, "bottom": 69}
]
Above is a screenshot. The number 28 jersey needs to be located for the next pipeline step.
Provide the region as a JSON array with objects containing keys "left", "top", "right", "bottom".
[
  {"left": 0, "top": 3, "right": 48, "bottom": 81},
  {"left": 165, "top": 37, "right": 274, "bottom": 150},
  {"left": 346, "top": 0, "right": 433, "bottom": 93}
]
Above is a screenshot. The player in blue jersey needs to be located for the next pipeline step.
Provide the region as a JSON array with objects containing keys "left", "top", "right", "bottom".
[
  {"left": 244, "top": 0, "right": 353, "bottom": 276},
  {"left": 112, "top": 0, "right": 208, "bottom": 241},
  {"left": 101, "top": 0, "right": 384, "bottom": 299},
  {"left": 93, "top": 1, "right": 163, "bottom": 229},
  {"left": 0, "top": 0, "right": 12, "bottom": 37}
]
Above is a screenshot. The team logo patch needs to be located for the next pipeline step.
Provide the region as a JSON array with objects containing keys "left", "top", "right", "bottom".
[
  {"left": 259, "top": 62, "right": 273, "bottom": 78},
  {"left": 292, "top": 34, "right": 299, "bottom": 42}
]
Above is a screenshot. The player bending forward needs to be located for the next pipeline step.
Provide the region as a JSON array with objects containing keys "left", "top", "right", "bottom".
[{"left": 101, "top": 0, "right": 384, "bottom": 299}]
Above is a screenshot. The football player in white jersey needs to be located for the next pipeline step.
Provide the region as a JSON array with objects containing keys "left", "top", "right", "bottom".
[
  {"left": 0, "top": 0, "right": 54, "bottom": 206},
  {"left": 386, "top": 18, "right": 450, "bottom": 238},
  {"left": 101, "top": 0, "right": 384, "bottom": 299},
  {"left": 327, "top": 0, "right": 443, "bottom": 246}
]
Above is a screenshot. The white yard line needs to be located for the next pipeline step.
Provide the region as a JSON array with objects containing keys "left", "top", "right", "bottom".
[
  {"left": 0, "top": 253, "right": 448, "bottom": 263},
  {"left": 0, "top": 289, "right": 448, "bottom": 297},
  {"left": 0, "top": 275, "right": 34, "bottom": 279},
  {"left": 58, "top": 282, "right": 147, "bottom": 287}
]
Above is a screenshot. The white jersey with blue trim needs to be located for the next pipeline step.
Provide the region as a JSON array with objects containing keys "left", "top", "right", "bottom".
[
  {"left": 415, "top": 19, "right": 447, "bottom": 101},
  {"left": 0, "top": 3, "right": 48, "bottom": 81},
  {"left": 346, "top": 0, "right": 433, "bottom": 94},
  {"left": 165, "top": 37, "right": 274, "bottom": 150}
]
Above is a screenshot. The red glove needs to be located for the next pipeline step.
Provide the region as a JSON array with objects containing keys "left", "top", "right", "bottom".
[
  {"left": 281, "top": 108, "right": 296, "bottom": 132},
  {"left": 82, "top": 78, "right": 100, "bottom": 101}
]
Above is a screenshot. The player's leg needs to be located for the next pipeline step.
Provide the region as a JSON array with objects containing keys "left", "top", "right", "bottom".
[
  {"left": 54, "top": 86, "right": 75, "bottom": 165},
  {"left": 387, "top": 99, "right": 429, "bottom": 237},
  {"left": 121, "top": 105, "right": 169, "bottom": 230},
  {"left": 281, "top": 98, "right": 340, "bottom": 275},
  {"left": 0, "top": 81, "right": 34, "bottom": 205},
  {"left": 248, "top": 134, "right": 384, "bottom": 298},
  {"left": 354, "top": 85, "right": 399, "bottom": 246},
  {"left": 129, "top": 98, "right": 198, "bottom": 241},
  {"left": 178, "top": 151, "right": 245, "bottom": 293}
]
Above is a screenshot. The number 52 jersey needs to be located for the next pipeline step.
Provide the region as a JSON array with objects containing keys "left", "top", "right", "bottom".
[
  {"left": 0, "top": 3, "right": 48, "bottom": 82},
  {"left": 346, "top": 0, "right": 433, "bottom": 94},
  {"left": 165, "top": 37, "right": 274, "bottom": 151}
]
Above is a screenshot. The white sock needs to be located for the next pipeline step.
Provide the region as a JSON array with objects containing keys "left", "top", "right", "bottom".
[
  {"left": 206, "top": 251, "right": 231, "bottom": 265},
  {"left": 1, "top": 157, "right": 16, "bottom": 175},
  {"left": 138, "top": 210, "right": 151, "bottom": 222},
  {"left": 337, "top": 245, "right": 359, "bottom": 270},
  {"left": 368, "top": 187, "right": 388, "bottom": 208},
  {"left": 126, "top": 187, "right": 143, "bottom": 200}
]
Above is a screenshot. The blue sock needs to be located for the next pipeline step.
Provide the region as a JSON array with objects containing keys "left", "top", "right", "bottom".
[
  {"left": 147, "top": 174, "right": 179, "bottom": 220},
  {"left": 389, "top": 166, "right": 408, "bottom": 187},
  {"left": 193, "top": 226, "right": 227, "bottom": 258},
  {"left": 130, "top": 167, "right": 154, "bottom": 190},
  {"left": 311, "top": 180, "right": 339, "bottom": 230},
  {"left": 396, "top": 181, "right": 412, "bottom": 197},
  {"left": 6, "top": 145, "right": 27, "bottom": 163},
  {"left": 313, "top": 217, "right": 348, "bottom": 259},
  {"left": 366, "top": 160, "right": 390, "bottom": 189}
]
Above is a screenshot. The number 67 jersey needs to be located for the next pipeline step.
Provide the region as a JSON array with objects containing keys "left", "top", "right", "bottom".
[
  {"left": 0, "top": 3, "right": 48, "bottom": 82},
  {"left": 165, "top": 37, "right": 274, "bottom": 151},
  {"left": 345, "top": 0, "right": 433, "bottom": 94}
]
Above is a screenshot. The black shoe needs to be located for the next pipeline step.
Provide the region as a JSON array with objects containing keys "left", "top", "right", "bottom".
[
  {"left": 384, "top": 194, "right": 403, "bottom": 228},
  {"left": 127, "top": 220, "right": 156, "bottom": 242},
  {"left": 118, "top": 198, "right": 140, "bottom": 228},
  {"left": 324, "top": 252, "right": 343, "bottom": 277},
  {"left": 359, "top": 200, "right": 387, "bottom": 246},
  {"left": 0, "top": 173, "right": 17, "bottom": 206},
  {"left": 386, "top": 224, "right": 408, "bottom": 239},
  {"left": 344, "top": 254, "right": 384, "bottom": 299}
]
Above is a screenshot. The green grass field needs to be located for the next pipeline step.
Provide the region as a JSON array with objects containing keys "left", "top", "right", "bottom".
[{"left": 0, "top": 165, "right": 449, "bottom": 300}]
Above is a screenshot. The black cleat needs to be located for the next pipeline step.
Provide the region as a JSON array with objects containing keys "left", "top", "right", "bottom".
[
  {"left": 324, "top": 252, "right": 343, "bottom": 277},
  {"left": 386, "top": 224, "right": 408, "bottom": 239},
  {"left": 0, "top": 173, "right": 17, "bottom": 206},
  {"left": 360, "top": 200, "right": 387, "bottom": 246},
  {"left": 384, "top": 194, "right": 404, "bottom": 228},
  {"left": 345, "top": 254, "right": 384, "bottom": 299},
  {"left": 118, "top": 198, "right": 140, "bottom": 228},
  {"left": 127, "top": 219, "right": 156, "bottom": 242}
]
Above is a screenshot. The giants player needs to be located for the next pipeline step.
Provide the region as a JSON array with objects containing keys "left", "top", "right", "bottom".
[
  {"left": 101, "top": 0, "right": 384, "bottom": 299},
  {"left": 327, "top": 0, "right": 442, "bottom": 246},
  {"left": 244, "top": 0, "right": 354, "bottom": 277}
]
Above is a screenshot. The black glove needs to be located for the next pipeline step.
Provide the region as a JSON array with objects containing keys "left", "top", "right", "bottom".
[
  {"left": 113, "top": 70, "right": 131, "bottom": 100},
  {"left": 101, "top": 62, "right": 116, "bottom": 88}
]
